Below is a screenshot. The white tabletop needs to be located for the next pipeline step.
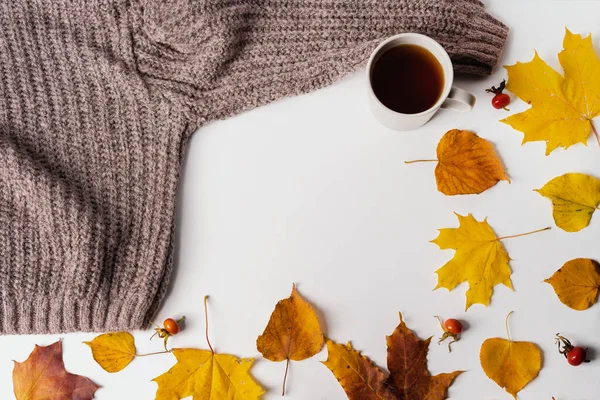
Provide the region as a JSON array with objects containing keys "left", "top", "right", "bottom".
[{"left": 2, "top": 1, "right": 600, "bottom": 399}]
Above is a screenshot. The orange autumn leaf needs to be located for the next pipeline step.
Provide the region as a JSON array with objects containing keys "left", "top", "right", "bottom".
[
  {"left": 406, "top": 129, "right": 509, "bottom": 195},
  {"left": 323, "top": 313, "right": 462, "bottom": 400},
  {"left": 545, "top": 258, "right": 600, "bottom": 310},
  {"left": 13, "top": 340, "right": 100, "bottom": 400},
  {"left": 257, "top": 284, "right": 324, "bottom": 395},
  {"left": 322, "top": 340, "right": 395, "bottom": 400}
]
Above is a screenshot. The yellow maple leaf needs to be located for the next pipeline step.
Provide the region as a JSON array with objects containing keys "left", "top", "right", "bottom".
[
  {"left": 480, "top": 313, "right": 542, "bottom": 399},
  {"left": 405, "top": 129, "right": 510, "bottom": 195},
  {"left": 502, "top": 29, "right": 600, "bottom": 155},
  {"left": 153, "top": 296, "right": 264, "bottom": 400},
  {"left": 545, "top": 258, "right": 600, "bottom": 310},
  {"left": 536, "top": 172, "right": 600, "bottom": 232},
  {"left": 153, "top": 348, "right": 264, "bottom": 400},
  {"left": 257, "top": 284, "right": 324, "bottom": 395},
  {"left": 432, "top": 213, "right": 549, "bottom": 309},
  {"left": 84, "top": 332, "right": 136, "bottom": 373}
]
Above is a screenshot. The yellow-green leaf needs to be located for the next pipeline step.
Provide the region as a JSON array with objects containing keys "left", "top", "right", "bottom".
[
  {"left": 536, "top": 172, "right": 600, "bottom": 232},
  {"left": 84, "top": 332, "right": 136, "bottom": 373}
]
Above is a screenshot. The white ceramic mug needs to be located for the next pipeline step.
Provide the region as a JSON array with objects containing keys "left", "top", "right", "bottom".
[{"left": 366, "top": 33, "right": 476, "bottom": 131}]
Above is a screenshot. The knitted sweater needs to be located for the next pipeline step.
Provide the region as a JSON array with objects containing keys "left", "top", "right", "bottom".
[{"left": 0, "top": 0, "right": 507, "bottom": 334}]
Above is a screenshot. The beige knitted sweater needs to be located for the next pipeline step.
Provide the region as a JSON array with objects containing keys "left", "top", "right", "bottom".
[{"left": 0, "top": 0, "right": 507, "bottom": 334}]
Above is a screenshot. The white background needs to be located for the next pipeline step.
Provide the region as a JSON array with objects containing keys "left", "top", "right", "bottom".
[{"left": 2, "top": 1, "right": 600, "bottom": 399}]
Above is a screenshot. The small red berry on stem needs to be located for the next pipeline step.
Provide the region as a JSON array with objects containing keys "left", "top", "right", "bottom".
[
  {"left": 150, "top": 316, "right": 185, "bottom": 351},
  {"left": 486, "top": 79, "right": 511, "bottom": 110},
  {"left": 435, "top": 316, "right": 463, "bottom": 352},
  {"left": 163, "top": 318, "right": 181, "bottom": 335},
  {"left": 556, "top": 334, "right": 590, "bottom": 366}
]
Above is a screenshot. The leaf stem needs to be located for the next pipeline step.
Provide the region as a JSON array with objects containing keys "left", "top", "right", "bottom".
[
  {"left": 204, "top": 295, "right": 214, "bottom": 355},
  {"left": 592, "top": 121, "right": 600, "bottom": 148},
  {"left": 404, "top": 159, "right": 438, "bottom": 164},
  {"left": 136, "top": 350, "right": 170, "bottom": 357},
  {"left": 505, "top": 311, "right": 514, "bottom": 342},
  {"left": 282, "top": 358, "right": 290, "bottom": 396},
  {"left": 497, "top": 226, "right": 550, "bottom": 241}
]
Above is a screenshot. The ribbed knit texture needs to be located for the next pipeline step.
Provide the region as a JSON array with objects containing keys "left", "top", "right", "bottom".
[{"left": 0, "top": 0, "right": 507, "bottom": 334}]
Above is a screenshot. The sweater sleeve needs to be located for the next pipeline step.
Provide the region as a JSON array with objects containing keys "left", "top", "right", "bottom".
[{"left": 133, "top": 0, "right": 507, "bottom": 123}]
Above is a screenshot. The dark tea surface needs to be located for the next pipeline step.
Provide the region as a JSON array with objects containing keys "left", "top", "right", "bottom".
[{"left": 371, "top": 44, "right": 444, "bottom": 114}]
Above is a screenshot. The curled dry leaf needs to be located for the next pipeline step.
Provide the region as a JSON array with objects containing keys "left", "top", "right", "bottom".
[
  {"left": 322, "top": 313, "right": 462, "bottom": 400},
  {"left": 257, "top": 284, "right": 324, "bottom": 395},
  {"left": 545, "top": 258, "right": 600, "bottom": 310},
  {"left": 13, "top": 340, "right": 100, "bottom": 400},
  {"left": 405, "top": 129, "right": 509, "bottom": 195},
  {"left": 502, "top": 29, "right": 600, "bottom": 154},
  {"left": 432, "top": 213, "right": 549, "bottom": 310},
  {"left": 480, "top": 313, "right": 542, "bottom": 399},
  {"left": 536, "top": 172, "right": 600, "bottom": 232},
  {"left": 85, "top": 331, "right": 136, "bottom": 373}
]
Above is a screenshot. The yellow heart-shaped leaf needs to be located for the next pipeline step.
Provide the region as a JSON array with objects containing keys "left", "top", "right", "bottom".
[
  {"left": 480, "top": 338, "right": 541, "bottom": 399},
  {"left": 84, "top": 332, "right": 136, "bottom": 373}
]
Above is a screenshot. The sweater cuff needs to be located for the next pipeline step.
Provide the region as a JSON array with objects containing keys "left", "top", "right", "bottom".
[
  {"left": 0, "top": 293, "right": 148, "bottom": 335},
  {"left": 443, "top": 3, "right": 509, "bottom": 75}
]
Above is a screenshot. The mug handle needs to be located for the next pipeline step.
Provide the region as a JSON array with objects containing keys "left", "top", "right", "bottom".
[{"left": 441, "top": 87, "right": 476, "bottom": 112}]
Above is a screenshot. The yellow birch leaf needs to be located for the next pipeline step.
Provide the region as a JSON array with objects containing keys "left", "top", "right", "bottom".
[
  {"left": 536, "top": 172, "right": 600, "bottom": 232},
  {"left": 502, "top": 29, "right": 600, "bottom": 155},
  {"left": 153, "top": 348, "right": 264, "bottom": 400},
  {"left": 257, "top": 284, "right": 324, "bottom": 395},
  {"left": 480, "top": 313, "right": 542, "bottom": 399},
  {"left": 406, "top": 129, "right": 509, "bottom": 195},
  {"left": 545, "top": 258, "right": 600, "bottom": 310},
  {"left": 84, "top": 332, "right": 136, "bottom": 373},
  {"left": 432, "top": 213, "right": 549, "bottom": 310}
]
